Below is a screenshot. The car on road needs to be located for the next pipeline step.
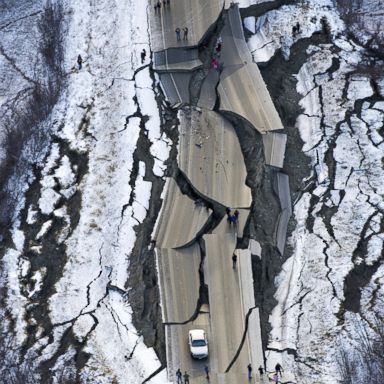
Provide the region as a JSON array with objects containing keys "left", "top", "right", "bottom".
[{"left": 188, "top": 329, "right": 208, "bottom": 359}]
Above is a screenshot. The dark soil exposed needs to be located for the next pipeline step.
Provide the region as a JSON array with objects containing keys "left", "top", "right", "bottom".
[{"left": 245, "top": 11, "right": 333, "bottom": 348}]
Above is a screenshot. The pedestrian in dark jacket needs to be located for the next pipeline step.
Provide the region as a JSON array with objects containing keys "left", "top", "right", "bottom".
[
  {"left": 175, "top": 368, "right": 182, "bottom": 384},
  {"left": 258, "top": 365, "right": 264, "bottom": 375},
  {"left": 183, "top": 27, "right": 188, "bottom": 40},
  {"left": 77, "top": 54, "right": 83, "bottom": 70},
  {"left": 275, "top": 363, "right": 283, "bottom": 376},
  {"left": 204, "top": 365, "right": 210, "bottom": 380},
  {"left": 232, "top": 253, "right": 237, "bottom": 269},
  {"left": 247, "top": 364, "right": 252, "bottom": 380},
  {"left": 175, "top": 27, "right": 181, "bottom": 41},
  {"left": 184, "top": 371, "right": 190, "bottom": 384}
]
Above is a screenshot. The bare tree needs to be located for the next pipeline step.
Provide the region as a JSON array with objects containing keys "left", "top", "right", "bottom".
[
  {"left": 337, "top": 313, "right": 384, "bottom": 384},
  {"left": 0, "top": 0, "right": 65, "bottom": 240}
]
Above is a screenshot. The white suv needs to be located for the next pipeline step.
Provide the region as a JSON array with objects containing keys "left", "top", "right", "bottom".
[{"left": 188, "top": 329, "right": 208, "bottom": 359}]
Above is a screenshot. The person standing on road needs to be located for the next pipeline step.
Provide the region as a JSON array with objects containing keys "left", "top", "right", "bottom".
[
  {"left": 183, "top": 27, "right": 188, "bottom": 40},
  {"left": 232, "top": 253, "right": 237, "bottom": 269},
  {"left": 184, "top": 371, "right": 190, "bottom": 384},
  {"left": 247, "top": 363, "right": 252, "bottom": 380},
  {"left": 258, "top": 365, "right": 264, "bottom": 376},
  {"left": 204, "top": 365, "right": 210, "bottom": 380},
  {"left": 226, "top": 207, "right": 232, "bottom": 222},
  {"left": 175, "top": 27, "right": 181, "bottom": 41},
  {"left": 175, "top": 368, "right": 182, "bottom": 383}
]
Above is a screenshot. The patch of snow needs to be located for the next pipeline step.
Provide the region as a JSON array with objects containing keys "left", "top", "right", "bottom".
[
  {"left": 373, "top": 101, "right": 384, "bottom": 111},
  {"left": 55, "top": 155, "right": 76, "bottom": 198},
  {"left": 36, "top": 220, "right": 53, "bottom": 240},
  {"left": 27, "top": 206, "right": 38, "bottom": 224},
  {"left": 3, "top": 248, "right": 28, "bottom": 343},
  {"left": 244, "top": 16, "right": 256, "bottom": 34},
  {"left": 347, "top": 76, "right": 373, "bottom": 100},
  {"left": 132, "top": 162, "right": 152, "bottom": 223},
  {"left": 12, "top": 228, "right": 25, "bottom": 251},
  {"left": 28, "top": 268, "right": 47, "bottom": 298},
  {"left": 38, "top": 187, "right": 61, "bottom": 215},
  {"left": 20, "top": 258, "right": 30, "bottom": 278}
]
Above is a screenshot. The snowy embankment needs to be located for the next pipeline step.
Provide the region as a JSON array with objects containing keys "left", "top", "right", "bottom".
[
  {"left": 2, "top": 0, "right": 170, "bottom": 382},
  {"left": 245, "top": 1, "right": 343, "bottom": 62},
  {"left": 245, "top": 1, "right": 384, "bottom": 383}
]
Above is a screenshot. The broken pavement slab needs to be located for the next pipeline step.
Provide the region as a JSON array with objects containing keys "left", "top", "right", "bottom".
[
  {"left": 274, "top": 173, "right": 292, "bottom": 255},
  {"left": 263, "top": 132, "right": 287, "bottom": 168},
  {"left": 238, "top": 248, "right": 264, "bottom": 374},
  {"left": 249, "top": 239, "right": 262, "bottom": 257},
  {"left": 178, "top": 108, "right": 252, "bottom": 208},
  {"left": 154, "top": 178, "right": 211, "bottom": 249},
  {"left": 218, "top": 4, "right": 283, "bottom": 134},
  {"left": 158, "top": 72, "right": 192, "bottom": 106},
  {"left": 153, "top": 48, "right": 203, "bottom": 72},
  {"left": 197, "top": 69, "right": 220, "bottom": 110}
]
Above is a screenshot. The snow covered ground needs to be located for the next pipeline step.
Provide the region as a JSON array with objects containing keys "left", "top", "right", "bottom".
[
  {"left": 1, "top": 0, "right": 170, "bottom": 382},
  {"left": 246, "top": 1, "right": 384, "bottom": 383}
]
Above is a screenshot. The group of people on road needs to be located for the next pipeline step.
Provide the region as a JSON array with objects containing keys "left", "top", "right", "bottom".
[
  {"left": 154, "top": 0, "right": 170, "bottom": 13},
  {"left": 175, "top": 27, "right": 188, "bottom": 41},
  {"left": 176, "top": 362, "right": 283, "bottom": 382},
  {"left": 226, "top": 207, "right": 239, "bottom": 225},
  {"left": 247, "top": 362, "right": 283, "bottom": 382},
  {"left": 176, "top": 366, "right": 209, "bottom": 383},
  {"left": 175, "top": 368, "right": 189, "bottom": 383}
]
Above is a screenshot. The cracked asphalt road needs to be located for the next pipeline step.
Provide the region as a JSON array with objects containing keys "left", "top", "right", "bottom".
[{"left": 151, "top": 3, "right": 283, "bottom": 382}]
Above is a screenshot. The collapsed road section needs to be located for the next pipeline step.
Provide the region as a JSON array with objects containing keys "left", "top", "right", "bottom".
[{"left": 149, "top": 1, "right": 293, "bottom": 383}]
